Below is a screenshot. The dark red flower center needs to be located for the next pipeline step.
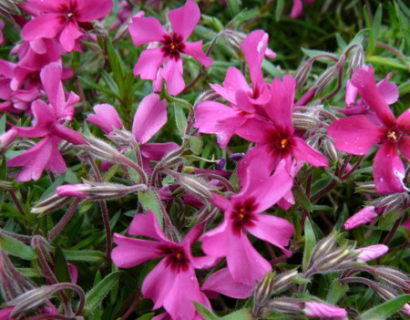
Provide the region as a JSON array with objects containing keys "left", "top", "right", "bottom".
[
  {"left": 161, "top": 245, "right": 189, "bottom": 273},
  {"left": 385, "top": 127, "right": 403, "bottom": 143},
  {"left": 160, "top": 33, "right": 185, "bottom": 60},
  {"left": 268, "top": 130, "right": 294, "bottom": 154},
  {"left": 59, "top": 2, "right": 79, "bottom": 22},
  {"left": 231, "top": 197, "right": 257, "bottom": 234}
]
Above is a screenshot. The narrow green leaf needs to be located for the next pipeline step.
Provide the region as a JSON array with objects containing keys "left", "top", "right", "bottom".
[
  {"left": 136, "top": 313, "right": 154, "bottom": 320},
  {"left": 360, "top": 294, "right": 410, "bottom": 320},
  {"left": 227, "top": 0, "right": 241, "bottom": 16},
  {"left": 189, "top": 136, "right": 203, "bottom": 155},
  {"left": 138, "top": 189, "right": 163, "bottom": 228},
  {"left": 194, "top": 302, "right": 220, "bottom": 320},
  {"left": 275, "top": 0, "right": 284, "bottom": 21},
  {"left": 221, "top": 309, "right": 252, "bottom": 320},
  {"left": 54, "top": 246, "right": 71, "bottom": 283},
  {"left": 367, "top": 4, "right": 382, "bottom": 56},
  {"left": 174, "top": 103, "right": 187, "bottom": 136},
  {"left": 0, "top": 233, "right": 36, "bottom": 260},
  {"left": 367, "top": 56, "right": 408, "bottom": 70},
  {"left": 63, "top": 250, "right": 105, "bottom": 263},
  {"left": 302, "top": 218, "right": 316, "bottom": 271},
  {"left": 85, "top": 271, "right": 122, "bottom": 314},
  {"left": 326, "top": 279, "right": 348, "bottom": 304}
]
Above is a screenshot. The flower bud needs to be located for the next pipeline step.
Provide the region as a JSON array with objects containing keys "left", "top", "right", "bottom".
[
  {"left": 106, "top": 128, "right": 135, "bottom": 147},
  {"left": 81, "top": 135, "right": 122, "bottom": 163},
  {"left": 343, "top": 206, "right": 378, "bottom": 230},
  {"left": 372, "top": 266, "right": 410, "bottom": 290},
  {"left": 355, "top": 244, "right": 388, "bottom": 262},
  {"left": 304, "top": 301, "right": 347, "bottom": 319},
  {"left": 56, "top": 182, "right": 147, "bottom": 200},
  {"left": 0, "top": 0, "right": 20, "bottom": 21},
  {"left": 175, "top": 174, "right": 213, "bottom": 199},
  {"left": 295, "top": 61, "right": 313, "bottom": 88},
  {"left": 270, "top": 269, "right": 299, "bottom": 295},
  {"left": 322, "top": 137, "right": 340, "bottom": 163},
  {"left": 310, "top": 231, "right": 339, "bottom": 264},
  {"left": 31, "top": 194, "right": 71, "bottom": 215},
  {"left": 372, "top": 192, "right": 410, "bottom": 213},
  {"left": 292, "top": 112, "right": 320, "bottom": 130},
  {"left": 312, "top": 66, "right": 338, "bottom": 93},
  {"left": 253, "top": 272, "right": 275, "bottom": 315},
  {"left": 0, "top": 128, "right": 17, "bottom": 151},
  {"left": 349, "top": 45, "right": 365, "bottom": 71},
  {"left": 355, "top": 182, "right": 377, "bottom": 194},
  {"left": 194, "top": 90, "right": 221, "bottom": 106},
  {"left": 265, "top": 297, "right": 304, "bottom": 316}
]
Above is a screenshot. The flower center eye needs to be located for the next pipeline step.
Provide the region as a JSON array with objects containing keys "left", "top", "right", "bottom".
[
  {"left": 161, "top": 33, "right": 185, "bottom": 59},
  {"left": 280, "top": 138, "right": 288, "bottom": 149},
  {"left": 387, "top": 130, "right": 398, "bottom": 141},
  {"left": 161, "top": 246, "right": 189, "bottom": 272},
  {"left": 231, "top": 198, "right": 257, "bottom": 234}
]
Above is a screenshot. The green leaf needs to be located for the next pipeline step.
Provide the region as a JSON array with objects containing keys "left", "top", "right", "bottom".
[
  {"left": 136, "top": 313, "right": 155, "bottom": 320},
  {"left": 138, "top": 189, "right": 163, "bottom": 228},
  {"left": 302, "top": 218, "right": 316, "bottom": 271},
  {"left": 227, "top": 0, "right": 241, "bottom": 16},
  {"left": 275, "top": 0, "right": 285, "bottom": 21},
  {"left": 189, "top": 136, "right": 203, "bottom": 155},
  {"left": 221, "top": 309, "right": 252, "bottom": 320},
  {"left": 174, "top": 103, "right": 187, "bottom": 136},
  {"left": 63, "top": 250, "right": 105, "bottom": 263},
  {"left": 367, "top": 56, "right": 408, "bottom": 70},
  {"left": 54, "top": 247, "right": 71, "bottom": 284},
  {"left": 326, "top": 279, "right": 348, "bottom": 304},
  {"left": 85, "top": 271, "right": 122, "bottom": 315},
  {"left": 0, "top": 233, "right": 36, "bottom": 260},
  {"left": 360, "top": 294, "right": 410, "bottom": 320},
  {"left": 194, "top": 302, "right": 220, "bottom": 320},
  {"left": 366, "top": 4, "right": 382, "bottom": 56}
]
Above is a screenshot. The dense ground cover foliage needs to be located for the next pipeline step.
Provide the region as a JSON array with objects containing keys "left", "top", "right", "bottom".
[{"left": 0, "top": 0, "right": 409, "bottom": 319}]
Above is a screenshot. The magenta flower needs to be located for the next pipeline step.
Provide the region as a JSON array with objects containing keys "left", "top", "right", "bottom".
[
  {"left": 21, "top": 0, "right": 113, "bottom": 52},
  {"left": 129, "top": 0, "right": 212, "bottom": 95},
  {"left": 290, "top": 0, "right": 315, "bottom": 19},
  {"left": 328, "top": 66, "right": 410, "bottom": 194},
  {"left": 304, "top": 301, "right": 347, "bottom": 319},
  {"left": 87, "top": 94, "right": 178, "bottom": 168},
  {"left": 0, "top": 307, "right": 13, "bottom": 320},
  {"left": 194, "top": 30, "right": 273, "bottom": 147},
  {"left": 112, "top": 210, "right": 215, "bottom": 320},
  {"left": 200, "top": 158, "right": 294, "bottom": 287},
  {"left": 235, "top": 75, "right": 328, "bottom": 173},
  {"left": 8, "top": 62, "right": 85, "bottom": 181},
  {"left": 343, "top": 206, "right": 378, "bottom": 230}
]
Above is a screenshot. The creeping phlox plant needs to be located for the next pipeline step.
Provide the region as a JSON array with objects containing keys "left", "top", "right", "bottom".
[{"left": 0, "top": 0, "right": 409, "bottom": 320}]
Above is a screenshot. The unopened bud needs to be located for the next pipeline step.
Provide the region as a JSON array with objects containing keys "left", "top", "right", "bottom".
[
  {"left": 322, "top": 137, "right": 339, "bottom": 163},
  {"left": 349, "top": 46, "right": 365, "bottom": 71},
  {"left": 310, "top": 231, "right": 339, "bottom": 264},
  {"left": 265, "top": 297, "right": 304, "bottom": 316},
  {"left": 175, "top": 174, "right": 213, "bottom": 199},
  {"left": 271, "top": 269, "right": 299, "bottom": 295},
  {"left": 223, "top": 29, "right": 245, "bottom": 53},
  {"left": 0, "top": 128, "right": 17, "bottom": 151},
  {"left": 0, "top": 0, "right": 21, "bottom": 21},
  {"left": 106, "top": 128, "right": 135, "bottom": 147},
  {"left": 343, "top": 206, "right": 378, "bottom": 230},
  {"left": 194, "top": 206, "right": 218, "bottom": 224},
  {"left": 56, "top": 182, "right": 147, "bottom": 200},
  {"left": 194, "top": 90, "right": 221, "bottom": 106},
  {"left": 295, "top": 61, "right": 313, "bottom": 88},
  {"left": 372, "top": 266, "right": 410, "bottom": 290},
  {"left": 82, "top": 135, "right": 123, "bottom": 163},
  {"left": 292, "top": 112, "right": 319, "bottom": 130},
  {"left": 304, "top": 301, "right": 347, "bottom": 319},
  {"left": 253, "top": 272, "right": 275, "bottom": 315},
  {"left": 372, "top": 193, "right": 410, "bottom": 213},
  {"left": 312, "top": 66, "right": 338, "bottom": 93},
  {"left": 92, "top": 21, "right": 108, "bottom": 37},
  {"left": 31, "top": 194, "right": 70, "bottom": 215},
  {"left": 356, "top": 244, "right": 388, "bottom": 262},
  {"left": 355, "top": 182, "right": 377, "bottom": 194}
]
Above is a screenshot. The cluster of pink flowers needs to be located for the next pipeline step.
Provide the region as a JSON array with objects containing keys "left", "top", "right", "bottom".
[{"left": 0, "top": 1, "right": 408, "bottom": 320}]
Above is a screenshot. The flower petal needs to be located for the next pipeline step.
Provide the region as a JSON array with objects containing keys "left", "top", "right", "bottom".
[
  {"left": 132, "top": 93, "right": 167, "bottom": 144},
  {"left": 247, "top": 213, "right": 294, "bottom": 256},
  {"left": 128, "top": 16, "right": 167, "bottom": 46},
  {"left": 373, "top": 142, "right": 406, "bottom": 194},
  {"left": 293, "top": 137, "right": 328, "bottom": 167},
  {"left": 133, "top": 48, "right": 164, "bottom": 80},
  {"left": 327, "top": 115, "right": 384, "bottom": 155},
  {"left": 356, "top": 244, "right": 388, "bottom": 262},
  {"left": 140, "top": 142, "right": 179, "bottom": 161},
  {"left": 343, "top": 206, "right": 378, "bottom": 230},
  {"left": 111, "top": 233, "right": 162, "bottom": 268},
  {"left": 241, "top": 30, "right": 267, "bottom": 88},
  {"left": 397, "top": 109, "right": 410, "bottom": 133},
  {"left": 40, "top": 62, "right": 65, "bottom": 112},
  {"left": 128, "top": 210, "right": 168, "bottom": 241},
  {"left": 76, "top": 0, "right": 113, "bottom": 21},
  {"left": 161, "top": 59, "right": 185, "bottom": 96},
  {"left": 168, "top": 0, "right": 200, "bottom": 40},
  {"left": 202, "top": 268, "right": 253, "bottom": 299},
  {"left": 22, "top": 14, "right": 63, "bottom": 41},
  {"left": 59, "top": 22, "right": 83, "bottom": 52},
  {"left": 183, "top": 41, "right": 212, "bottom": 67},
  {"left": 227, "top": 230, "right": 271, "bottom": 285},
  {"left": 87, "top": 104, "right": 123, "bottom": 134},
  {"left": 200, "top": 220, "right": 228, "bottom": 258}
]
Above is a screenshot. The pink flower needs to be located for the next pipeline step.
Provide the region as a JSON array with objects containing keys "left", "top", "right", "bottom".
[
  {"left": 304, "top": 301, "right": 347, "bottom": 319},
  {"left": 112, "top": 210, "right": 215, "bottom": 320},
  {"left": 343, "top": 206, "right": 378, "bottom": 230},
  {"left": 328, "top": 66, "right": 410, "bottom": 194},
  {"left": 86, "top": 104, "right": 123, "bottom": 135},
  {"left": 200, "top": 158, "right": 294, "bottom": 289},
  {"left": 0, "top": 307, "right": 13, "bottom": 320},
  {"left": 235, "top": 75, "right": 328, "bottom": 173},
  {"left": 21, "top": 0, "right": 113, "bottom": 51},
  {"left": 129, "top": 0, "right": 212, "bottom": 95},
  {"left": 356, "top": 244, "right": 389, "bottom": 262},
  {"left": 56, "top": 184, "right": 88, "bottom": 198},
  {"left": 194, "top": 30, "right": 273, "bottom": 147},
  {"left": 8, "top": 62, "right": 85, "bottom": 181}
]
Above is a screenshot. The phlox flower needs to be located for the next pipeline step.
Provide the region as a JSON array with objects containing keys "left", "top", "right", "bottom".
[
  {"left": 129, "top": 0, "right": 212, "bottom": 95},
  {"left": 20, "top": 0, "right": 113, "bottom": 52},
  {"left": 343, "top": 206, "right": 378, "bottom": 230},
  {"left": 328, "top": 66, "right": 410, "bottom": 194},
  {"left": 235, "top": 75, "right": 328, "bottom": 173},
  {"left": 200, "top": 157, "right": 295, "bottom": 290},
  {"left": 0, "top": 307, "right": 13, "bottom": 320},
  {"left": 290, "top": 0, "right": 315, "bottom": 19},
  {"left": 304, "top": 301, "right": 347, "bottom": 319},
  {"left": 7, "top": 62, "right": 84, "bottom": 181},
  {"left": 112, "top": 210, "right": 215, "bottom": 320},
  {"left": 194, "top": 30, "right": 273, "bottom": 147},
  {"left": 86, "top": 94, "right": 178, "bottom": 168}
]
